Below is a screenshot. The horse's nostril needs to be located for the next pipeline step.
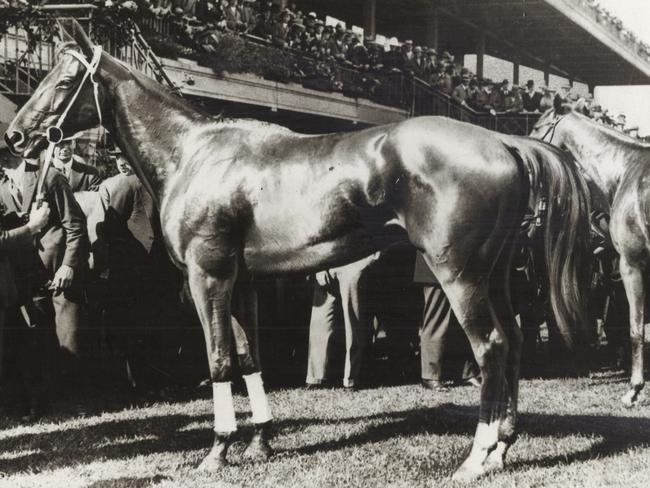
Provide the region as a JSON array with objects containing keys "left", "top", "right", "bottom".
[{"left": 5, "top": 130, "right": 25, "bottom": 148}]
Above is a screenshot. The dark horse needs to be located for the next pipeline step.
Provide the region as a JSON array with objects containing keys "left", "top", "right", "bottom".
[
  {"left": 4, "top": 22, "right": 592, "bottom": 481},
  {"left": 531, "top": 100, "right": 650, "bottom": 407}
]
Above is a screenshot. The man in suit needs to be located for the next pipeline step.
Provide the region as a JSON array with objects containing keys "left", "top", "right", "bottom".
[
  {"left": 52, "top": 140, "right": 102, "bottom": 193},
  {"left": 0, "top": 159, "right": 51, "bottom": 377},
  {"left": 0, "top": 148, "right": 88, "bottom": 393},
  {"left": 522, "top": 79, "right": 542, "bottom": 112},
  {"left": 413, "top": 252, "right": 480, "bottom": 390},
  {"left": 306, "top": 253, "right": 381, "bottom": 390},
  {"left": 95, "top": 149, "right": 181, "bottom": 392}
]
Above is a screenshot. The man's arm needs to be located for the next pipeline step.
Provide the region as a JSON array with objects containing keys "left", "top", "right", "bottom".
[
  {"left": 0, "top": 202, "right": 51, "bottom": 251},
  {"left": 48, "top": 172, "right": 87, "bottom": 270},
  {"left": 0, "top": 226, "right": 32, "bottom": 252}
]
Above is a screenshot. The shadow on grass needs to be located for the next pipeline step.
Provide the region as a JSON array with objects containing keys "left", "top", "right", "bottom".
[
  {"left": 0, "top": 402, "right": 648, "bottom": 477},
  {"left": 86, "top": 475, "right": 170, "bottom": 488}
]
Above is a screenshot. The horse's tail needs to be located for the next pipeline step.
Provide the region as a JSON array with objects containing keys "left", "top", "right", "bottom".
[{"left": 504, "top": 139, "right": 592, "bottom": 351}]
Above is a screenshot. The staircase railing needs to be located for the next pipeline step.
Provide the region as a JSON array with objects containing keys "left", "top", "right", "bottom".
[{"left": 0, "top": 4, "right": 178, "bottom": 99}]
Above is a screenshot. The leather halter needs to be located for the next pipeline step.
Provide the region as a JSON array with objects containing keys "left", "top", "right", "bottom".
[
  {"left": 537, "top": 114, "right": 564, "bottom": 145},
  {"left": 34, "top": 45, "right": 103, "bottom": 207}
]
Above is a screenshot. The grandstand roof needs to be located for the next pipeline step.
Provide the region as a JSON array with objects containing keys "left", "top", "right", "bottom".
[{"left": 374, "top": 0, "right": 650, "bottom": 86}]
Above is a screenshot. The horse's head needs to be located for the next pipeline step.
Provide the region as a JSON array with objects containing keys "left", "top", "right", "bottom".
[
  {"left": 529, "top": 96, "right": 585, "bottom": 143},
  {"left": 5, "top": 22, "right": 105, "bottom": 158}
]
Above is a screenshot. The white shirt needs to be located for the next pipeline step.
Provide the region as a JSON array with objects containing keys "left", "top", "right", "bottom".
[{"left": 53, "top": 157, "right": 74, "bottom": 180}]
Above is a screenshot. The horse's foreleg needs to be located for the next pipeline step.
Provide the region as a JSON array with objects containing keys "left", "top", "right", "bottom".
[
  {"left": 620, "top": 257, "right": 646, "bottom": 407},
  {"left": 444, "top": 278, "right": 509, "bottom": 482},
  {"left": 187, "top": 260, "right": 238, "bottom": 470},
  {"left": 231, "top": 278, "right": 274, "bottom": 461}
]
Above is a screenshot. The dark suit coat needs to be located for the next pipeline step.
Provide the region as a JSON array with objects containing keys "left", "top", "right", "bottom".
[
  {"left": 99, "top": 173, "right": 156, "bottom": 255},
  {"left": 0, "top": 223, "right": 33, "bottom": 307},
  {"left": 522, "top": 91, "right": 542, "bottom": 112},
  {"left": 0, "top": 163, "right": 88, "bottom": 277},
  {"left": 66, "top": 158, "right": 102, "bottom": 193}
]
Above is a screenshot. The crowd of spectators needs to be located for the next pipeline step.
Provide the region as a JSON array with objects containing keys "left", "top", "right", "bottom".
[
  {"left": 142, "top": 0, "right": 556, "bottom": 115},
  {"left": 579, "top": 0, "right": 650, "bottom": 62}
]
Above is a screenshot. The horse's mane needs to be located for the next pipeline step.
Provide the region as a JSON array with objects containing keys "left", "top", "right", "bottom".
[{"left": 572, "top": 110, "right": 650, "bottom": 151}]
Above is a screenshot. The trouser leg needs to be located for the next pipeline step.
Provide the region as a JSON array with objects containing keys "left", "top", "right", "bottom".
[
  {"left": 306, "top": 280, "right": 339, "bottom": 385},
  {"left": 420, "top": 285, "right": 452, "bottom": 381}
]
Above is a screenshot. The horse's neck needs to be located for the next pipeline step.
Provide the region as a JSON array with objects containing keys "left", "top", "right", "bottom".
[
  {"left": 562, "top": 117, "right": 643, "bottom": 201},
  {"left": 103, "top": 70, "right": 209, "bottom": 201}
]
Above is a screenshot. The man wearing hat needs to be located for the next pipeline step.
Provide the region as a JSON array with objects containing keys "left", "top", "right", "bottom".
[
  {"left": 223, "top": 0, "right": 245, "bottom": 31},
  {"left": 95, "top": 148, "right": 180, "bottom": 393},
  {"left": 451, "top": 73, "right": 471, "bottom": 106},
  {"left": 522, "top": 79, "right": 542, "bottom": 112},
  {"left": 489, "top": 79, "right": 510, "bottom": 112},
  {"left": 239, "top": 0, "right": 257, "bottom": 32},
  {"left": 505, "top": 84, "right": 524, "bottom": 113},
  {"left": 0, "top": 144, "right": 52, "bottom": 420},
  {"left": 271, "top": 8, "right": 293, "bottom": 47},
  {"left": 0, "top": 142, "right": 87, "bottom": 418}
]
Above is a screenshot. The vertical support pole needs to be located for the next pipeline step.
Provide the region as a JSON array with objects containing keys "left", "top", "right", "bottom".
[
  {"left": 513, "top": 55, "right": 520, "bottom": 85},
  {"left": 543, "top": 62, "right": 550, "bottom": 87},
  {"left": 476, "top": 33, "right": 485, "bottom": 79},
  {"left": 363, "top": 0, "right": 377, "bottom": 38},
  {"left": 425, "top": 6, "right": 440, "bottom": 50}
]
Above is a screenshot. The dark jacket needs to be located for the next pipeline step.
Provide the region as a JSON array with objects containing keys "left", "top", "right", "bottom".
[
  {"left": 522, "top": 91, "right": 543, "bottom": 112},
  {"left": 66, "top": 158, "right": 102, "bottom": 193},
  {"left": 0, "top": 162, "right": 87, "bottom": 276}
]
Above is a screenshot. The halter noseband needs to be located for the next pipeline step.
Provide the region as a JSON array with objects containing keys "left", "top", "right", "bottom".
[{"left": 35, "top": 45, "right": 103, "bottom": 206}]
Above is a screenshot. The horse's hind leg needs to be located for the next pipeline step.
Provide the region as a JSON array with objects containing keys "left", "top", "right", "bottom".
[
  {"left": 484, "top": 241, "right": 522, "bottom": 472},
  {"left": 231, "top": 274, "right": 273, "bottom": 460},
  {"left": 619, "top": 255, "right": 646, "bottom": 407},
  {"left": 186, "top": 259, "right": 239, "bottom": 470},
  {"left": 440, "top": 275, "right": 509, "bottom": 482}
]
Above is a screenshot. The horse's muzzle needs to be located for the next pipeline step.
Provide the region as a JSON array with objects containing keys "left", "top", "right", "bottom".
[{"left": 4, "top": 130, "right": 25, "bottom": 155}]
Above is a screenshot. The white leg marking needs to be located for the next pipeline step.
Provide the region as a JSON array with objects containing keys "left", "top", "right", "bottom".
[
  {"left": 244, "top": 372, "right": 273, "bottom": 424},
  {"left": 213, "top": 382, "right": 238, "bottom": 432}
]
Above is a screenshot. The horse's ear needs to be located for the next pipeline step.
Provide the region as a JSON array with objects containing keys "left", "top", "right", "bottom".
[
  {"left": 553, "top": 94, "right": 572, "bottom": 115},
  {"left": 58, "top": 19, "right": 94, "bottom": 58}
]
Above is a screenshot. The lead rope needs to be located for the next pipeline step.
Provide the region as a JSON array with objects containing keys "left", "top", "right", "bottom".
[{"left": 31, "top": 45, "right": 103, "bottom": 209}]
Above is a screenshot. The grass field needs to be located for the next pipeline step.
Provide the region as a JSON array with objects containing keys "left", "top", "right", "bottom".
[{"left": 0, "top": 369, "right": 649, "bottom": 488}]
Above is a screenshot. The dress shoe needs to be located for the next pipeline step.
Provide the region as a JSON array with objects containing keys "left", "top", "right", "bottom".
[
  {"left": 462, "top": 376, "right": 482, "bottom": 388},
  {"left": 421, "top": 379, "right": 448, "bottom": 391}
]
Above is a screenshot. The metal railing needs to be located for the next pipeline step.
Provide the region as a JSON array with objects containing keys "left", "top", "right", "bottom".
[{"left": 0, "top": 4, "right": 176, "bottom": 99}]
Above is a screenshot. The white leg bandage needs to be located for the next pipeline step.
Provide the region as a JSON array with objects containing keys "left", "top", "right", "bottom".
[
  {"left": 243, "top": 372, "right": 273, "bottom": 424},
  {"left": 212, "top": 382, "right": 238, "bottom": 433}
]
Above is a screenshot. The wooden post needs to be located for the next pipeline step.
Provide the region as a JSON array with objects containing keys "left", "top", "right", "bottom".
[
  {"left": 513, "top": 56, "right": 520, "bottom": 85},
  {"left": 476, "top": 34, "right": 485, "bottom": 79},
  {"left": 363, "top": 0, "right": 377, "bottom": 38},
  {"left": 425, "top": 7, "right": 439, "bottom": 50},
  {"left": 544, "top": 62, "right": 550, "bottom": 86}
]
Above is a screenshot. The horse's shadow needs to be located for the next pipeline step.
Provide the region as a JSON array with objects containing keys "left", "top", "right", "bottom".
[{"left": 0, "top": 402, "right": 648, "bottom": 477}]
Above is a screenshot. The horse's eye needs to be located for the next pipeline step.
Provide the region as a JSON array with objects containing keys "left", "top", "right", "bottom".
[{"left": 55, "top": 81, "right": 74, "bottom": 90}]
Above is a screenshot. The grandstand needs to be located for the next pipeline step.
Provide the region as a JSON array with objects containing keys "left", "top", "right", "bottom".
[{"left": 1, "top": 0, "right": 650, "bottom": 140}]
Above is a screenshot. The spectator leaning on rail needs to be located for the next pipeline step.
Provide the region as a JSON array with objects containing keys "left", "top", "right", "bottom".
[
  {"left": 451, "top": 73, "right": 470, "bottom": 106},
  {"left": 522, "top": 79, "right": 542, "bottom": 112},
  {"left": 505, "top": 84, "right": 524, "bottom": 113}
]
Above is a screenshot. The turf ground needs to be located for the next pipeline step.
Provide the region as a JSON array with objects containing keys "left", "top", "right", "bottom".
[{"left": 0, "top": 369, "right": 648, "bottom": 488}]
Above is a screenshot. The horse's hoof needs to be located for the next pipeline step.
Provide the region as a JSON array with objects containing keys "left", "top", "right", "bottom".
[
  {"left": 242, "top": 439, "right": 273, "bottom": 462},
  {"left": 451, "top": 462, "right": 484, "bottom": 483},
  {"left": 483, "top": 450, "right": 505, "bottom": 474},
  {"left": 621, "top": 389, "right": 645, "bottom": 408},
  {"left": 198, "top": 453, "right": 228, "bottom": 471}
]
